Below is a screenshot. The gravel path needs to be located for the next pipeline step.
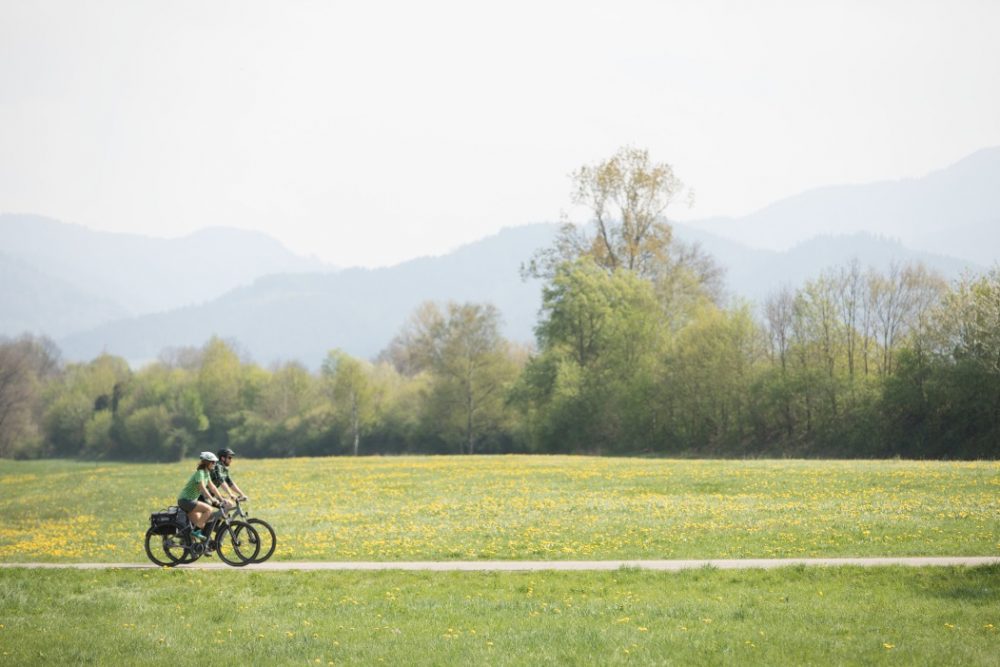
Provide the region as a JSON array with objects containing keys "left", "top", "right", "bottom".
[{"left": 3, "top": 557, "right": 998, "bottom": 571}]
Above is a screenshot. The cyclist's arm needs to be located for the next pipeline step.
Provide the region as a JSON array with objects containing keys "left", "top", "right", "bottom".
[
  {"left": 218, "top": 480, "right": 239, "bottom": 500},
  {"left": 227, "top": 479, "right": 247, "bottom": 498},
  {"left": 202, "top": 480, "right": 226, "bottom": 505},
  {"left": 196, "top": 481, "right": 213, "bottom": 502}
]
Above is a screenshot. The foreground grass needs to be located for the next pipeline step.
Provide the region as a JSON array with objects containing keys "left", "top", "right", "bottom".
[
  {"left": 0, "top": 456, "right": 997, "bottom": 562},
  {"left": 0, "top": 566, "right": 996, "bottom": 666}
]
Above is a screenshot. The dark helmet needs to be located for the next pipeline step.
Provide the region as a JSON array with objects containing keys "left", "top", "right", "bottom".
[{"left": 217, "top": 447, "right": 236, "bottom": 458}]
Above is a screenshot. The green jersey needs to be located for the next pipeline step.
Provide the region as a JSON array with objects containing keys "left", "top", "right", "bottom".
[{"left": 179, "top": 469, "right": 210, "bottom": 502}]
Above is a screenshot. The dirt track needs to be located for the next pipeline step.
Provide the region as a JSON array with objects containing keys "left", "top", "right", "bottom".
[{"left": 3, "top": 557, "right": 998, "bottom": 571}]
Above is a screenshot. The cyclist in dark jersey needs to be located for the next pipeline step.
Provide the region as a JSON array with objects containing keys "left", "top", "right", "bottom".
[{"left": 210, "top": 448, "right": 248, "bottom": 502}]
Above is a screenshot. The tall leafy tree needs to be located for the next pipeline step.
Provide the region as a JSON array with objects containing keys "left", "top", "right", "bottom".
[
  {"left": 869, "top": 262, "right": 946, "bottom": 376},
  {"left": 885, "top": 267, "right": 1000, "bottom": 458},
  {"left": 196, "top": 337, "right": 243, "bottom": 447},
  {"left": 525, "top": 146, "right": 720, "bottom": 326},
  {"left": 524, "top": 146, "right": 690, "bottom": 280},
  {"left": 42, "top": 353, "right": 130, "bottom": 457},
  {"left": 525, "top": 259, "right": 664, "bottom": 453},
  {"left": 259, "top": 361, "right": 317, "bottom": 422},
  {"left": 658, "top": 303, "right": 765, "bottom": 450},
  {"left": 387, "top": 302, "right": 519, "bottom": 454},
  {"left": 322, "top": 350, "right": 375, "bottom": 456},
  {"left": 0, "top": 335, "right": 60, "bottom": 457}
]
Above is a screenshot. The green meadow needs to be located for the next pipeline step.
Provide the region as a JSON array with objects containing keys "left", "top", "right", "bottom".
[
  {"left": 1, "top": 457, "right": 998, "bottom": 665},
  {"left": 0, "top": 566, "right": 997, "bottom": 665},
  {"left": 0, "top": 457, "right": 996, "bottom": 562}
]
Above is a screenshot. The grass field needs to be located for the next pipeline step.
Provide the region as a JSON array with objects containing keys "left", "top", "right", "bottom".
[
  {"left": 1, "top": 456, "right": 998, "bottom": 665},
  {"left": 0, "top": 456, "right": 997, "bottom": 562},
  {"left": 0, "top": 565, "right": 997, "bottom": 665}
]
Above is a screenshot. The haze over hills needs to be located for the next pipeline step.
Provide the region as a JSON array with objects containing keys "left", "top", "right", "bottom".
[
  {"left": 53, "top": 223, "right": 977, "bottom": 368},
  {"left": 0, "top": 214, "right": 330, "bottom": 317},
  {"left": 0, "top": 251, "right": 129, "bottom": 337},
  {"left": 678, "top": 227, "right": 975, "bottom": 304},
  {"left": 57, "top": 224, "right": 557, "bottom": 366},
  {"left": 1, "top": 146, "right": 997, "bottom": 367},
  {"left": 684, "top": 146, "right": 1000, "bottom": 265}
]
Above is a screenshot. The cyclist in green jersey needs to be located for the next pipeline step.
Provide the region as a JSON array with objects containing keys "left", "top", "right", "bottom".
[{"left": 178, "top": 452, "right": 230, "bottom": 541}]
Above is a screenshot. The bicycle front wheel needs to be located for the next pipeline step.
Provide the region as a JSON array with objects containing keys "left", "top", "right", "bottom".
[
  {"left": 235, "top": 518, "right": 276, "bottom": 563},
  {"left": 215, "top": 521, "right": 260, "bottom": 566}
]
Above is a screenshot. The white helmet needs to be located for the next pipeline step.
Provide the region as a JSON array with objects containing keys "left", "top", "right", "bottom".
[{"left": 199, "top": 451, "right": 219, "bottom": 462}]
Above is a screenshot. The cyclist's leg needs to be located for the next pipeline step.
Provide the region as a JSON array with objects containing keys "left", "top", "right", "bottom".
[
  {"left": 190, "top": 501, "right": 215, "bottom": 534},
  {"left": 205, "top": 510, "right": 222, "bottom": 538},
  {"left": 178, "top": 498, "right": 200, "bottom": 527}
]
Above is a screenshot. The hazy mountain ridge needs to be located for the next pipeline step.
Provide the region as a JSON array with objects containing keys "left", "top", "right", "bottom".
[
  {"left": 687, "top": 146, "right": 1000, "bottom": 265},
  {"left": 683, "top": 228, "right": 977, "bottom": 302},
  {"left": 0, "top": 214, "right": 331, "bottom": 318},
  {"left": 53, "top": 223, "right": 980, "bottom": 368},
  {"left": 3, "top": 147, "right": 997, "bottom": 365},
  {"left": 57, "top": 224, "right": 558, "bottom": 366},
  {"left": 0, "top": 251, "right": 130, "bottom": 337}
]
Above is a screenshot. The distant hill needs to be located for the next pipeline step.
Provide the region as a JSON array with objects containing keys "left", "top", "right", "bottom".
[
  {"left": 55, "top": 223, "right": 979, "bottom": 368},
  {"left": 685, "top": 146, "right": 1000, "bottom": 266},
  {"left": 0, "top": 252, "right": 129, "bottom": 338},
  {"left": 57, "top": 224, "right": 558, "bottom": 366},
  {"left": 0, "top": 214, "right": 330, "bottom": 332},
  {"left": 5, "top": 147, "right": 997, "bottom": 365},
  {"left": 678, "top": 226, "right": 977, "bottom": 303}
]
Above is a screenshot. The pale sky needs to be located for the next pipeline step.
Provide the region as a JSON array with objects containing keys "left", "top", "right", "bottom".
[{"left": 2, "top": 0, "right": 999, "bottom": 267}]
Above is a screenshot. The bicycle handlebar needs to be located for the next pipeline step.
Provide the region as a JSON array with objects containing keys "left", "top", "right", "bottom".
[{"left": 222, "top": 497, "right": 250, "bottom": 520}]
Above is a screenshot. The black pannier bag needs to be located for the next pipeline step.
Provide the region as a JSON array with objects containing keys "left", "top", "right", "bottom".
[{"left": 149, "top": 506, "right": 187, "bottom": 535}]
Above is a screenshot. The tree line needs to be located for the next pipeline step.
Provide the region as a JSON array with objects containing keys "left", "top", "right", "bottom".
[{"left": 2, "top": 148, "right": 998, "bottom": 460}]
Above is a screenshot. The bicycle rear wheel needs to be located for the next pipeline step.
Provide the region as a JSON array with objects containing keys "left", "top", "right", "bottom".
[
  {"left": 144, "top": 528, "right": 201, "bottom": 566},
  {"left": 215, "top": 521, "right": 260, "bottom": 566},
  {"left": 163, "top": 533, "right": 201, "bottom": 565},
  {"left": 144, "top": 527, "right": 175, "bottom": 567}
]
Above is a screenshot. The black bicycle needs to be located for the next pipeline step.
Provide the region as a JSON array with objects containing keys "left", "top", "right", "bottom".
[
  {"left": 144, "top": 504, "right": 260, "bottom": 567},
  {"left": 226, "top": 498, "right": 277, "bottom": 564}
]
